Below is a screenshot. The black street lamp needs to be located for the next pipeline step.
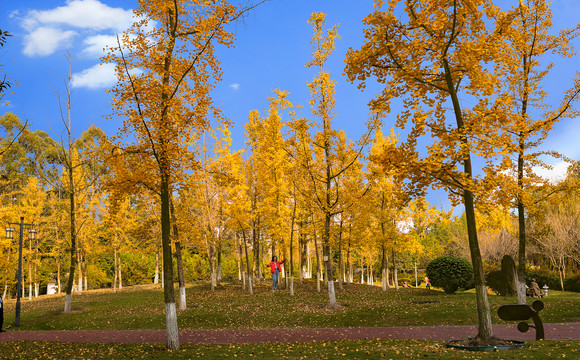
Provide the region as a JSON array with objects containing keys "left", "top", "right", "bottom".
[{"left": 5, "top": 216, "right": 36, "bottom": 327}]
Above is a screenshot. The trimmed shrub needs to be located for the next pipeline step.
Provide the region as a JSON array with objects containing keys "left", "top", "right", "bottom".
[
  {"left": 485, "top": 268, "right": 504, "bottom": 295},
  {"left": 564, "top": 275, "right": 580, "bottom": 292},
  {"left": 426, "top": 255, "right": 473, "bottom": 294}
]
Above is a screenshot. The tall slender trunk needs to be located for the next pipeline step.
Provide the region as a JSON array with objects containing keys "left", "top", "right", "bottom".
[
  {"left": 64, "top": 162, "right": 76, "bottom": 313},
  {"left": 28, "top": 239, "right": 33, "bottom": 301},
  {"left": 237, "top": 235, "right": 242, "bottom": 281},
  {"left": 346, "top": 226, "right": 352, "bottom": 283},
  {"left": 154, "top": 251, "right": 159, "bottom": 284},
  {"left": 299, "top": 231, "right": 305, "bottom": 282},
  {"left": 361, "top": 255, "right": 364, "bottom": 284},
  {"left": 113, "top": 247, "right": 118, "bottom": 292},
  {"left": 517, "top": 52, "right": 530, "bottom": 305},
  {"left": 381, "top": 245, "right": 389, "bottom": 291},
  {"left": 283, "top": 248, "right": 288, "bottom": 290},
  {"left": 160, "top": 169, "right": 179, "bottom": 350},
  {"left": 170, "top": 200, "right": 186, "bottom": 310},
  {"left": 368, "top": 250, "right": 373, "bottom": 285},
  {"left": 289, "top": 188, "right": 297, "bottom": 296},
  {"left": 338, "top": 220, "right": 343, "bottom": 290},
  {"left": 57, "top": 260, "right": 61, "bottom": 294},
  {"left": 444, "top": 58, "right": 494, "bottom": 341},
  {"left": 217, "top": 248, "right": 222, "bottom": 281},
  {"left": 118, "top": 255, "right": 123, "bottom": 290},
  {"left": 241, "top": 230, "right": 253, "bottom": 295},
  {"left": 237, "top": 234, "right": 245, "bottom": 289},
  {"left": 175, "top": 242, "right": 186, "bottom": 310},
  {"left": 208, "top": 243, "right": 216, "bottom": 291},
  {"left": 392, "top": 249, "right": 399, "bottom": 290},
  {"left": 312, "top": 215, "right": 321, "bottom": 293},
  {"left": 414, "top": 261, "right": 418, "bottom": 288},
  {"left": 77, "top": 249, "right": 83, "bottom": 295},
  {"left": 306, "top": 242, "right": 312, "bottom": 279}
]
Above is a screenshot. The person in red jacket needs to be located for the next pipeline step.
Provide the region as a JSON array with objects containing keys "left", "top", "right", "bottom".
[{"left": 266, "top": 256, "right": 285, "bottom": 291}]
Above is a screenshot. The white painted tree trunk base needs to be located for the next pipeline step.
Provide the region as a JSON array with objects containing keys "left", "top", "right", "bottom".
[
  {"left": 517, "top": 278, "right": 527, "bottom": 304},
  {"left": 327, "top": 280, "right": 336, "bottom": 308},
  {"left": 165, "top": 302, "right": 180, "bottom": 350},
  {"left": 64, "top": 293, "right": 72, "bottom": 313},
  {"left": 474, "top": 284, "right": 494, "bottom": 340},
  {"left": 179, "top": 286, "right": 186, "bottom": 310}
]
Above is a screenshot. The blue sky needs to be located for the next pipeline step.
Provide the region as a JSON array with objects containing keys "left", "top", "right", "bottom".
[{"left": 1, "top": 0, "right": 579, "bottom": 210}]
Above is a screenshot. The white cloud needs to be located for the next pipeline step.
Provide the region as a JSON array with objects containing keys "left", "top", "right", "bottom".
[
  {"left": 23, "top": 27, "right": 77, "bottom": 56},
  {"left": 81, "top": 34, "right": 118, "bottom": 57},
  {"left": 80, "top": 33, "right": 139, "bottom": 57},
  {"left": 72, "top": 63, "right": 116, "bottom": 89},
  {"left": 229, "top": 83, "right": 240, "bottom": 90},
  {"left": 533, "top": 161, "right": 571, "bottom": 184},
  {"left": 24, "top": 0, "right": 134, "bottom": 32},
  {"left": 20, "top": 0, "right": 135, "bottom": 58}
]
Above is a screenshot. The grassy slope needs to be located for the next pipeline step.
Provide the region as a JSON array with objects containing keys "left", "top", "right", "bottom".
[
  {"left": 3, "top": 280, "right": 579, "bottom": 331},
  {"left": 1, "top": 281, "right": 578, "bottom": 359}
]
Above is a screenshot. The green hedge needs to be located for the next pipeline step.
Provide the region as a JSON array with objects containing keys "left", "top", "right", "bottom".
[
  {"left": 426, "top": 255, "right": 473, "bottom": 294},
  {"left": 485, "top": 267, "right": 580, "bottom": 293}
]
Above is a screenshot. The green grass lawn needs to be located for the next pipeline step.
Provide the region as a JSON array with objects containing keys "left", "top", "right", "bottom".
[
  {"left": 1, "top": 280, "right": 579, "bottom": 359},
  {"left": 3, "top": 279, "right": 579, "bottom": 331}
]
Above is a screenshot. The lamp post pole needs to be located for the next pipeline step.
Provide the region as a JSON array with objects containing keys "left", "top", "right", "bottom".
[
  {"left": 15, "top": 217, "right": 24, "bottom": 327},
  {"left": 6, "top": 216, "right": 36, "bottom": 327}
]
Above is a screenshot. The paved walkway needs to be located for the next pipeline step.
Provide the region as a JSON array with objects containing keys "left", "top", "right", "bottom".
[{"left": 0, "top": 323, "right": 578, "bottom": 344}]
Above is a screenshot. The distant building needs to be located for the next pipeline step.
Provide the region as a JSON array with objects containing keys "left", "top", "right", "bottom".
[{"left": 47, "top": 282, "right": 58, "bottom": 295}]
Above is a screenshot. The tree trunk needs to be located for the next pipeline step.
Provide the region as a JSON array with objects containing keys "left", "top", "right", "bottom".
[
  {"left": 77, "top": 250, "right": 83, "bottom": 295},
  {"left": 64, "top": 171, "right": 76, "bottom": 313},
  {"left": 170, "top": 200, "right": 186, "bottom": 310},
  {"left": 299, "top": 230, "right": 306, "bottom": 282},
  {"left": 338, "top": 220, "right": 343, "bottom": 290},
  {"left": 313, "top": 217, "right": 321, "bottom": 293},
  {"left": 444, "top": 58, "right": 494, "bottom": 342},
  {"left": 57, "top": 260, "right": 61, "bottom": 294},
  {"left": 381, "top": 245, "right": 389, "bottom": 291},
  {"left": 237, "top": 236, "right": 242, "bottom": 281},
  {"left": 175, "top": 242, "right": 186, "bottom": 310},
  {"left": 324, "top": 211, "right": 336, "bottom": 307},
  {"left": 392, "top": 249, "right": 399, "bottom": 290},
  {"left": 154, "top": 251, "right": 159, "bottom": 285},
  {"left": 34, "top": 253, "right": 39, "bottom": 297},
  {"left": 160, "top": 170, "right": 179, "bottom": 350},
  {"left": 118, "top": 254, "right": 123, "bottom": 290},
  {"left": 217, "top": 249, "right": 222, "bottom": 281},
  {"left": 241, "top": 231, "right": 253, "bottom": 295},
  {"left": 113, "top": 248, "right": 118, "bottom": 292},
  {"left": 361, "top": 255, "right": 364, "bottom": 284},
  {"left": 28, "top": 239, "right": 33, "bottom": 301},
  {"left": 346, "top": 229, "right": 352, "bottom": 283},
  {"left": 414, "top": 261, "right": 418, "bottom": 288},
  {"left": 465, "top": 187, "right": 494, "bottom": 341},
  {"left": 289, "top": 189, "right": 297, "bottom": 296}
]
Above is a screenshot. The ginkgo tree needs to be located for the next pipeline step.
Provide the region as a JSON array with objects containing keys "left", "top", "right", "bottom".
[
  {"left": 492, "top": 0, "right": 580, "bottom": 304},
  {"left": 104, "top": 0, "right": 261, "bottom": 350},
  {"left": 345, "top": 0, "right": 518, "bottom": 343},
  {"left": 301, "top": 12, "right": 377, "bottom": 308}
]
